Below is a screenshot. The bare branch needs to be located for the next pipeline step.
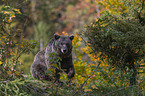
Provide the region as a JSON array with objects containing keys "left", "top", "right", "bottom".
[
  {"left": 0, "top": 80, "right": 10, "bottom": 83},
  {"left": 73, "top": 62, "right": 101, "bottom": 96}
]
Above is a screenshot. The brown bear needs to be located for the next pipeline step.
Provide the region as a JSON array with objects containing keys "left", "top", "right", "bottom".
[{"left": 31, "top": 34, "right": 75, "bottom": 82}]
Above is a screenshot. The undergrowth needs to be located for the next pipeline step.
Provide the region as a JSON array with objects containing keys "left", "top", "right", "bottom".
[{"left": 0, "top": 74, "right": 144, "bottom": 96}]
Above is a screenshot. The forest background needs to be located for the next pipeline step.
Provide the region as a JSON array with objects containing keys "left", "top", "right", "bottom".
[{"left": 0, "top": 0, "right": 145, "bottom": 96}]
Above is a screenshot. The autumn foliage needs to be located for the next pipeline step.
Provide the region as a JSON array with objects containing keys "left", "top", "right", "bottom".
[
  {"left": 0, "top": 6, "right": 38, "bottom": 80},
  {"left": 0, "top": 0, "right": 145, "bottom": 96}
]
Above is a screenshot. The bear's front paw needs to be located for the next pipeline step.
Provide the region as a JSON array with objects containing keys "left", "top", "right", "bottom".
[{"left": 67, "top": 68, "right": 75, "bottom": 80}]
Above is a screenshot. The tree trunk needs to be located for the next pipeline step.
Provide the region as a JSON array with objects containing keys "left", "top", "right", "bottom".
[
  {"left": 31, "top": 0, "right": 36, "bottom": 24},
  {"left": 40, "top": 38, "right": 43, "bottom": 51},
  {"left": 129, "top": 59, "right": 137, "bottom": 85}
]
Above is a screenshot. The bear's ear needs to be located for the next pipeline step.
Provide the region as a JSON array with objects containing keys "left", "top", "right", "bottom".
[
  {"left": 54, "top": 34, "right": 60, "bottom": 40},
  {"left": 69, "top": 34, "right": 74, "bottom": 40}
]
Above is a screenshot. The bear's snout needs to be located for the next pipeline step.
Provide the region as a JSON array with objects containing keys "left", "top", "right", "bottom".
[
  {"left": 61, "top": 45, "right": 68, "bottom": 54},
  {"left": 61, "top": 48, "right": 67, "bottom": 54},
  {"left": 63, "top": 49, "right": 67, "bottom": 53}
]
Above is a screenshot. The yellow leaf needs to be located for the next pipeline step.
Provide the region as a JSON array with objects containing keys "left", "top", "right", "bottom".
[
  {"left": 84, "top": 24, "right": 88, "bottom": 27},
  {"left": 84, "top": 88, "right": 92, "bottom": 92},
  {"left": 7, "top": 70, "right": 12, "bottom": 75},
  {"left": 91, "top": 85, "right": 98, "bottom": 89},
  {"left": 0, "top": 61, "right": 2, "bottom": 65},
  {"left": 2, "top": 42, "right": 5, "bottom": 45},
  {"left": 4, "top": 11, "right": 11, "bottom": 14},
  {"left": 1, "top": 36, "right": 6, "bottom": 38},
  {"left": 20, "top": 46, "right": 24, "bottom": 48},
  {"left": 13, "top": 8, "right": 21, "bottom": 14}
]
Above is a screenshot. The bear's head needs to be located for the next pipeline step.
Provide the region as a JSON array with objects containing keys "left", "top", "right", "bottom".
[{"left": 54, "top": 34, "right": 74, "bottom": 55}]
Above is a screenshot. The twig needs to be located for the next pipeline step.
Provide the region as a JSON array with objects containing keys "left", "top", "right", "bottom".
[
  {"left": 0, "top": 80, "right": 10, "bottom": 83},
  {"left": 140, "top": 0, "right": 145, "bottom": 13},
  {"left": 0, "top": 80, "right": 9, "bottom": 95},
  {"left": 102, "top": 85, "right": 138, "bottom": 96},
  {"left": 78, "top": 30, "right": 88, "bottom": 46},
  {"left": 0, "top": 90, "right": 8, "bottom": 95},
  {"left": 25, "top": 84, "right": 48, "bottom": 95},
  {"left": 73, "top": 62, "right": 101, "bottom": 96}
]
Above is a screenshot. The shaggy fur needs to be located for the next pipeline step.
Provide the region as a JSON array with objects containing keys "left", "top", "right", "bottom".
[{"left": 31, "top": 34, "right": 75, "bottom": 81}]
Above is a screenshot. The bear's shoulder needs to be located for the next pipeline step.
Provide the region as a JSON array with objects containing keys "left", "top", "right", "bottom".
[{"left": 47, "top": 38, "right": 55, "bottom": 46}]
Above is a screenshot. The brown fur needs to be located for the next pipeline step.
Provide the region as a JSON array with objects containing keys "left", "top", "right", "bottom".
[{"left": 31, "top": 34, "right": 75, "bottom": 81}]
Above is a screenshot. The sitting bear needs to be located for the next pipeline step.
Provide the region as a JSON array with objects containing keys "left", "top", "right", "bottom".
[{"left": 31, "top": 34, "right": 75, "bottom": 82}]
